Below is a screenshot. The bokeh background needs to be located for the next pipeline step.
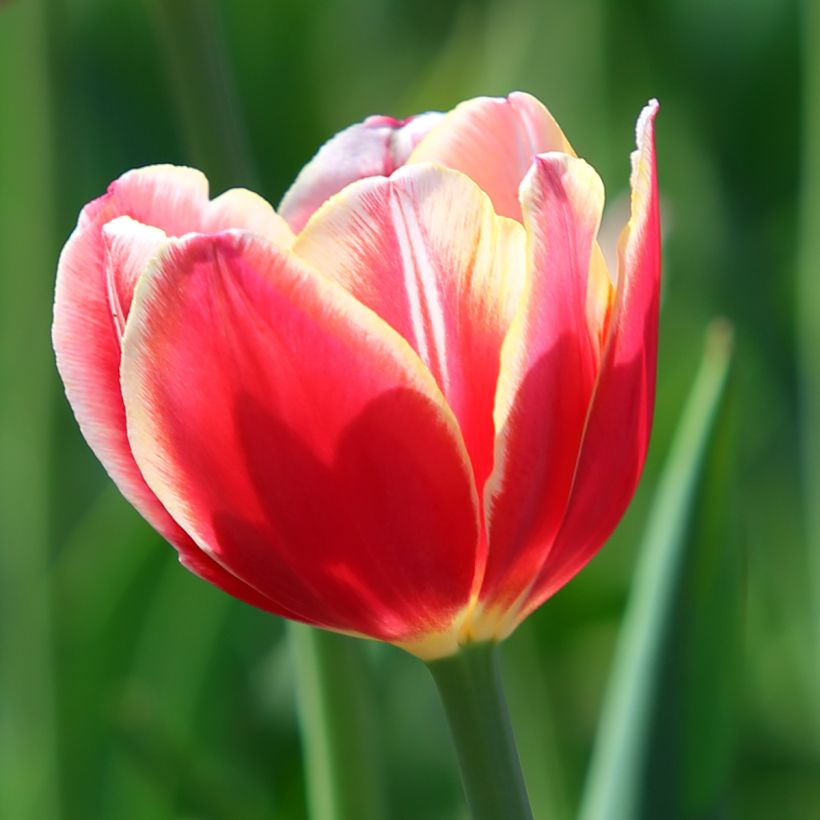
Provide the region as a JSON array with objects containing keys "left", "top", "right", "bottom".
[{"left": 1, "top": 0, "right": 818, "bottom": 818}]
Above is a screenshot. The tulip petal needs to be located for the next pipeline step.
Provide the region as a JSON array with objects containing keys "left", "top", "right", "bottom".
[
  {"left": 408, "top": 92, "right": 574, "bottom": 221},
  {"left": 101, "top": 217, "right": 167, "bottom": 339},
  {"left": 279, "top": 112, "right": 444, "bottom": 233},
  {"left": 53, "top": 165, "right": 294, "bottom": 616},
  {"left": 121, "top": 231, "right": 479, "bottom": 642},
  {"left": 520, "top": 100, "right": 661, "bottom": 618},
  {"left": 78, "top": 164, "right": 210, "bottom": 234},
  {"left": 81, "top": 164, "right": 292, "bottom": 245},
  {"left": 477, "top": 153, "right": 607, "bottom": 623},
  {"left": 204, "top": 187, "right": 294, "bottom": 244},
  {"left": 294, "top": 164, "right": 526, "bottom": 509}
]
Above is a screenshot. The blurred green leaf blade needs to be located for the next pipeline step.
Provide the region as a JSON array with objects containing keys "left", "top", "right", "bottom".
[
  {"left": 579, "top": 320, "right": 737, "bottom": 820},
  {"left": 0, "top": 1, "right": 59, "bottom": 818},
  {"left": 502, "top": 622, "right": 571, "bottom": 820}
]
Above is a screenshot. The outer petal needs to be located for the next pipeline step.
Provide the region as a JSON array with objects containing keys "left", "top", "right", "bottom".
[
  {"left": 407, "top": 92, "right": 574, "bottom": 222},
  {"left": 518, "top": 100, "right": 661, "bottom": 619},
  {"left": 293, "top": 164, "right": 526, "bottom": 508},
  {"left": 81, "top": 164, "right": 293, "bottom": 245},
  {"left": 278, "top": 112, "right": 443, "bottom": 233},
  {"left": 53, "top": 165, "right": 293, "bottom": 615},
  {"left": 474, "top": 153, "right": 608, "bottom": 632},
  {"left": 78, "top": 165, "right": 210, "bottom": 234},
  {"left": 121, "top": 231, "right": 479, "bottom": 644}
]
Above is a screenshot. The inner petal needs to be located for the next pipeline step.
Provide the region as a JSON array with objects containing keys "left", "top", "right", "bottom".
[
  {"left": 102, "top": 216, "right": 168, "bottom": 341},
  {"left": 293, "top": 163, "right": 527, "bottom": 497}
]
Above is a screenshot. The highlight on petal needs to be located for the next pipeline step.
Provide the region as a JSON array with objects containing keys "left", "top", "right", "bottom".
[
  {"left": 80, "top": 164, "right": 292, "bottom": 246},
  {"left": 294, "top": 164, "right": 526, "bottom": 507},
  {"left": 53, "top": 166, "right": 288, "bottom": 525},
  {"left": 407, "top": 92, "right": 574, "bottom": 222},
  {"left": 53, "top": 165, "right": 295, "bottom": 616},
  {"left": 101, "top": 217, "right": 167, "bottom": 339},
  {"left": 203, "top": 187, "right": 293, "bottom": 247},
  {"left": 121, "top": 230, "right": 480, "bottom": 643},
  {"left": 473, "top": 152, "right": 607, "bottom": 635},
  {"left": 516, "top": 100, "right": 661, "bottom": 622},
  {"left": 279, "top": 111, "right": 443, "bottom": 233},
  {"left": 77, "top": 164, "right": 210, "bottom": 234}
]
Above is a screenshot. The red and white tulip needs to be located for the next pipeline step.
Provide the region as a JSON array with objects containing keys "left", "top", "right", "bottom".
[{"left": 53, "top": 93, "right": 660, "bottom": 659}]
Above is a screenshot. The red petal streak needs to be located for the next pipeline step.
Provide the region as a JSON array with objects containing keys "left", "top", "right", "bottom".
[
  {"left": 480, "top": 153, "right": 606, "bottom": 610},
  {"left": 408, "top": 92, "right": 573, "bottom": 221},
  {"left": 519, "top": 101, "right": 661, "bottom": 618},
  {"left": 121, "top": 232, "right": 478, "bottom": 641},
  {"left": 53, "top": 166, "right": 293, "bottom": 616},
  {"left": 279, "top": 112, "right": 443, "bottom": 233}
]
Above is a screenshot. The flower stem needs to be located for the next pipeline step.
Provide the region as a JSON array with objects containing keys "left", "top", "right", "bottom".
[
  {"left": 427, "top": 643, "right": 534, "bottom": 820},
  {"left": 289, "top": 624, "right": 385, "bottom": 820}
]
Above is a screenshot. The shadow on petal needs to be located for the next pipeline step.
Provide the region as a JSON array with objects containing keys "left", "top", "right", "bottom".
[{"left": 210, "top": 385, "right": 477, "bottom": 643}]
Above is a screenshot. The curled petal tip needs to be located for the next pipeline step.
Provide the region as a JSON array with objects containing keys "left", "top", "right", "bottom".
[{"left": 637, "top": 99, "right": 660, "bottom": 141}]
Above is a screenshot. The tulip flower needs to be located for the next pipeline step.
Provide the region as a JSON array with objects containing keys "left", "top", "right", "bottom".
[
  {"left": 54, "top": 92, "right": 659, "bottom": 820},
  {"left": 54, "top": 92, "right": 659, "bottom": 656}
]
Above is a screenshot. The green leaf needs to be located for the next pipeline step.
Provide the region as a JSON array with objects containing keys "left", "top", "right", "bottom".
[
  {"left": 0, "top": 2, "right": 59, "bottom": 818},
  {"left": 796, "top": 0, "right": 820, "bottom": 736},
  {"left": 502, "top": 622, "right": 570, "bottom": 820},
  {"left": 290, "top": 625, "right": 386, "bottom": 820},
  {"left": 579, "top": 320, "right": 737, "bottom": 820}
]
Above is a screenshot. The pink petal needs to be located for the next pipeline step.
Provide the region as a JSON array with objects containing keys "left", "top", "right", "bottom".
[
  {"left": 83, "top": 164, "right": 292, "bottom": 244},
  {"left": 101, "top": 217, "right": 167, "bottom": 340},
  {"left": 478, "top": 153, "right": 607, "bottom": 618},
  {"left": 53, "top": 165, "right": 293, "bottom": 615},
  {"left": 278, "top": 112, "right": 443, "bottom": 233},
  {"left": 203, "top": 187, "right": 294, "bottom": 242},
  {"left": 293, "top": 164, "right": 526, "bottom": 515},
  {"left": 407, "top": 92, "right": 573, "bottom": 222},
  {"left": 77, "top": 165, "right": 210, "bottom": 234},
  {"left": 518, "top": 100, "right": 661, "bottom": 618},
  {"left": 121, "top": 231, "right": 479, "bottom": 643}
]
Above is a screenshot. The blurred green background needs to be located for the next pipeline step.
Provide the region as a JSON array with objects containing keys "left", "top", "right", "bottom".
[{"left": 0, "top": 0, "right": 817, "bottom": 818}]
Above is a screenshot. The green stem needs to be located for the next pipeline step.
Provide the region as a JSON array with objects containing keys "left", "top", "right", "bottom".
[
  {"left": 427, "top": 643, "right": 534, "bottom": 820},
  {"left": 289, "top": 625, "right": 384, "bottom": 820}
]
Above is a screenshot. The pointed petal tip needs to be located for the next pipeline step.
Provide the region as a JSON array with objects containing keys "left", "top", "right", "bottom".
[
  {"left": 529, "top": 150, "right": 595, "bottom": 174},
  {"left": 644, "top": 97, "right": 660, "bottom": 114},
  {"left": 520, "top": 152, "right": 605, "bottom": 218},
  {"left": 626, "top": 101, "right": 660, "bottom": 218},
  {"left": 636, "top": 99, "right": 659, "bottom": 145}
]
